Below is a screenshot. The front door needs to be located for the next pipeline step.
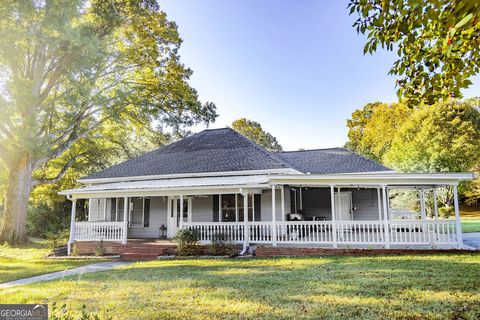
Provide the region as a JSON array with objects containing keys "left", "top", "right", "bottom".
[
  {"left": 166, "top": 196, "right": 192, "bottom": 238},
  {"left": 335, "top": 192, "right": 352, "bottom": 221},
  {"left": 167, "top": 196, "right": 177, "bottom": 238}
]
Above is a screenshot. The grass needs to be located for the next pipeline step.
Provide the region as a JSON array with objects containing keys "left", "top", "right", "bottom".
[
  {"left": 0, "top": 238, "right": 100, "bottom": 283},
  {"left": 461, "top": 206, "right": 480, "bottom": 233},
  {"left": 1, "top": 254, "right": 479, "bottom": 319}
]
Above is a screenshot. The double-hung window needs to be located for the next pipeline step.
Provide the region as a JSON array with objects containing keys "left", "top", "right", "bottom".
[
  {"left": 220, "top": 194, "right": 256, "bottom": 222},
  {"left": 108, "top": 197, "right": 149, "bottom": 227}
]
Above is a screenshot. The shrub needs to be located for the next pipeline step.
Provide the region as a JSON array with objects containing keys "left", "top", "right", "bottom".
[
  {"left": 71, "top": 243, "right": 80, "bottom": 256},
  {"left": 174, "top": 229, "right": 200, "bottom": 256},
  {"left": 95, "top": 240, "right": 106, "bottom": 256},
  {"left": 27, "top": 202, "right": 70, "bottom": 238},
  {"left": 210, "top": 232, "right": 237, "bottom": 256}
]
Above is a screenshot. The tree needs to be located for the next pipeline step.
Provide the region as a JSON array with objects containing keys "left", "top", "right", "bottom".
[
  {"left": 345, "top": 102, "right": 412, "bottom": 162},
  {"left": 384, "top": 99, "right": 480, "bottom": 173},
  {"left": 0, "top": 0, "right": 217, "bottom": 244},
  {"left": 349, "top": 0, "right": 480, "bottom": 105},
  {"left": 231, "top": 118, "right": 282, "bottom": 151}
]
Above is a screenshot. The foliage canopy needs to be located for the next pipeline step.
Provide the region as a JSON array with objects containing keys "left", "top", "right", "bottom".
[
  {"left": 0, "top": 0, "right": 216, "bottom": 244},
  {"left": 349, "top": 0, "right": 480, "bottom": 106},
  {"left": 231, "top": 118, "right": 282, "bottom": 152}
]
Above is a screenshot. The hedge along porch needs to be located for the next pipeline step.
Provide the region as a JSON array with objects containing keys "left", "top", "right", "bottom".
[{"left": 61, "top": 172, "right": 473, "bottom": 255}]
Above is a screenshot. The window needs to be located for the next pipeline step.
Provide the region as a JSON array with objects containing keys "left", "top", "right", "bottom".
[
  {"left": 130, "top": 197, "right": 145, "bottom": 227},
  {"left": 109, "top": 197, "right": 125, "bottom": 222},
  {"left": 220, "top": 194, "right": 237, "bottom": 222},
  {"left": 220, "top": 194, "right": 255, "bottom": 222},
  {"left": 109, "top": 197, "right": 149, "bottom": 227}
]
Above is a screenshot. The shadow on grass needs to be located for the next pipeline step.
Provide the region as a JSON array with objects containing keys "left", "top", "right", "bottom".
[{"left": 4, "top": 255, "right": 480, "bottom": 319}]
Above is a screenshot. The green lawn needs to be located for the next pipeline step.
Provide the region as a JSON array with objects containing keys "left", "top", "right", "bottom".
[
  {"left": 461, "top": 206, "right": 480, "bottom": 233},
  {"left": 1, "top": 255, "right": 479, "bottom": 319},
  {"left": 0, "top": 238, "right": 99, "bottom": 283},
  {"left": 462, "top": 219, "right": 480, "bottom": 233}
]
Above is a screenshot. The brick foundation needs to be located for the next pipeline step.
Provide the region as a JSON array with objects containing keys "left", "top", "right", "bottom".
[
  {"left": 73, "top": 241, "right": 178, "bottom": 256},
  {"left": 255, "top": 246, "right": 476, "bottom": 257}
]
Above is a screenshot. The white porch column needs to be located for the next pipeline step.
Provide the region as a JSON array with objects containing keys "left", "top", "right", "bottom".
[
  {"left": 271, "top": 185, "right": 277, "bottom": 246},
  {"left": 281, "top": 185, "right": 285, "bottom": 222},
  {"left": 330, "top": 185, "right": 337, "bottom": 248},
  {"left": 453, "top": 185, "right": 463, "bottom": 248},
  {"left": 251, "top": 194, "right": 255, "bottom": 222},
  {"left": 299, "top": 187, "right": 303, "bottom": 210},
  {"left": 179, "top": 195, "right": 184, "bottom": 229},
  {"left": 67, "top": 198, "right": 77, "bottom": 255},
  {"left": 382, "top": 186, "right": 390, "bottom": 249},
  {"left": 188, "top": 197, "right": 192, "bottom": 223},
  {"left": 122, "top": 196, "right": 128, "bottom": 244},
  {"left": 218, "top": 194, "right": 222, "bottom": 222},
  {"left": 377, "top": 188, "right": 382, "bottom": 220},
  {"left": 419, "top": 188, "right": 426, "bottom": 220},
  {"left": 433, "top": 189, "right": 439, "bottom": 220},
  {"left": 235, "top": 194, "right": 239, "bottom": 222},
  {"left": 243, "top": 191, "right": 249, "bottom": 248},
  {"left": 103, "top": 198, "right": 107, "bottom": 221}
]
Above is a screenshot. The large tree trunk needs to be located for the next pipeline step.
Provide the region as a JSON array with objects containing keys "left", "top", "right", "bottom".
[{"left": 0, "top": 154, "right": 33, "bottom": 244}]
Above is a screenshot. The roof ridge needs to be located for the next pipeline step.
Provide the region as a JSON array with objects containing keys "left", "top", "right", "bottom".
[{"left": 277, "top": 147, "right": 345, "bottom": 153}]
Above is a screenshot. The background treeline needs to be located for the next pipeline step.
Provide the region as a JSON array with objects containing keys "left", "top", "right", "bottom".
[{"left": 345, "top": 98, "right": 480, "bottom": 212}]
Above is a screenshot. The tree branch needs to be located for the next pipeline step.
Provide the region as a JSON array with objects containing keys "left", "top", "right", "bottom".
[
  {"left": 32, "top": 153, "right": 85, "bottom": 187},
  {"left": 32, "top": 100, "right": 131, "bottom": 170}
]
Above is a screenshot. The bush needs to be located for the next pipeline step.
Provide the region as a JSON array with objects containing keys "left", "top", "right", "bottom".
[
  {"left": 27, "top": 202, "right": 70, "bottom": 238},
  {"left": 174, "top": 229, "right": 200, "bottom": 256},
  {"left": 71, "top": 243, "right": 80, "bottom": 256},
  {"left": 95, "top": 240, "right": 106, "bottom": 256},
  {"left": 210, "top": 232, "right": 237, "bottom": 256}
]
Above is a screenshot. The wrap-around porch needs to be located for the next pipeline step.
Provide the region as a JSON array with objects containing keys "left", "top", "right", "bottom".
[{"left": 67, "top": 177, "right": 464, "bottom": 254}]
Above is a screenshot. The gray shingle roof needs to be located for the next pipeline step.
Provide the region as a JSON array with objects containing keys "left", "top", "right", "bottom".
[
  {"left": 84, "top": 128, "right": 392, "bottom": 180},
  {"left": 84, "top": 128, "right": 290, "bottom": 180},
  {"left": 275, "top": 148, "right": 392, "bottom": 174}
]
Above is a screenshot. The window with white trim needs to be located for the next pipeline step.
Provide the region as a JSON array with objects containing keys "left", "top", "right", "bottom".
[{"left": 220, "top": 194, "right": 255, "bottom": 222}]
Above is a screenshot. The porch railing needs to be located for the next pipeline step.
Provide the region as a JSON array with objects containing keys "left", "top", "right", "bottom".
[
  {"left": 72, "top": 219, "right": 458, "bottom": 247},
  {"left": 184, "top": 222, "right": 245, "bottom": 243},
  {"left": 389, "top": 220, "right": 457, "bottom": 245},
  {"left": 182, "top": 219, "right": 458, "bottom": 247},
  {"left": 74, "top": 221, "right": 125, "bottom": 241}
]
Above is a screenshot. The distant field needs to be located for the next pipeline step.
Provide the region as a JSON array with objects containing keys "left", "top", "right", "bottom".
[{"left": 461, "top": 206, "right": 480, "bottom": 233}]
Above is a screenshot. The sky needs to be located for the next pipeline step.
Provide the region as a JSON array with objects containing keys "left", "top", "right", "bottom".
[{"left": 158, "top": 0, "right": 480, "bottom": 151}]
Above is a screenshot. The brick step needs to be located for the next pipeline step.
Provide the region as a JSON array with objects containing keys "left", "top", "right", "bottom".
[
  {"left": 122, "top": 247, "right": 170, "bottom": 254},
  {"left": 121, "top": 252, "right": 161, "bottom": 261}
]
